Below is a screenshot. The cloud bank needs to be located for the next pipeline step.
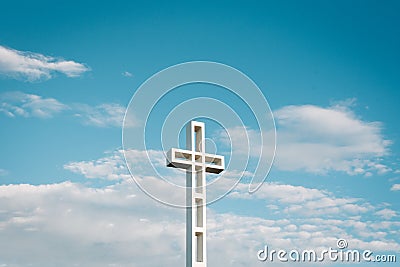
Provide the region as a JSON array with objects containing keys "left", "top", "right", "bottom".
[{"left": 0, "top": 181, "right": 398, "bottom": 267}]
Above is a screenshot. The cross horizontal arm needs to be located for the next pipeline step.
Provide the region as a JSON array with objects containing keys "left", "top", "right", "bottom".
[{"left": 166, "top": 148, "right": 225, "bottom": 174}]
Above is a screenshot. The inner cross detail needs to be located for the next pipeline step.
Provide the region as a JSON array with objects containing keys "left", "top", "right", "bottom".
[{"left": 166, "top": 121, "right": 224, "bottom": 267}]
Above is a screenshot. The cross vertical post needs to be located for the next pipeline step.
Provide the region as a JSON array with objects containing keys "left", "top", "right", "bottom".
[{"left": 166, "top": 121, "right": 225, "bottom": 267}]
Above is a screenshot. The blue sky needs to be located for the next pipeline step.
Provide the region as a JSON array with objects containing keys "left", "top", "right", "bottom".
[{"left": 0, "top": 1, "right": 399, "bottom": 266}]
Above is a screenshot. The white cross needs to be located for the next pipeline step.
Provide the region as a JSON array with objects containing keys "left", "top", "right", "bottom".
[{"left": 166, "top": 121, "right": 225, "bottom": 267}]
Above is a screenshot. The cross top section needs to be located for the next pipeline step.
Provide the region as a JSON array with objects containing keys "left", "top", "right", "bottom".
[{"left": 166, "top": 121, "right": 225, "bottom": 175}]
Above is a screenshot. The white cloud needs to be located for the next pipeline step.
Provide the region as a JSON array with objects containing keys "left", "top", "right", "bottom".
[
  {"left": 229, "top": 181, "right": 373, "bottom": 217},
  {"left": 0, "top": 45, "right": 89, "bottom": 81},
  {"left": 0, "top": 91, "right": 132, "bottom": 127},
  {"left": 375, "top": 208, "right": 397, "bottom": 220},
  {"left": 0, "top": 91, "right": 68, "bottom": 118},
  {"left": 64, "top": 150, "right": 131, "bottom": 180},
  {"left": 64, "top": 149, "right": 168, "bottom": 181},
  {"left": 74, "top": 103, "right": 134, "bottom": 128},
  {"left": 122, "top": 71, "right": 133, "bottom": 77},
  {"left": 63, "top": 149, "right": 188, "bottom": 206},
  {"left": 273, "top": 102, "right": 391, "bottom": 175},
  {"left": 65, "top": 149, "right": 204, "bottom": 184},
  {"left": 390, "top": 184, "right": 400, "bottom": 191}
]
